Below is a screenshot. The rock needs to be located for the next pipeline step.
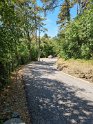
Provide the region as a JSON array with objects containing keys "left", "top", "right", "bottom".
[
  {"left": 4, "top": 112, "right": 25, "bottom": 124},
  {"left": 4, "top": 118, "right": 25, "bottom": 124},
  {"left": 79, "top": 73, "right": 85, "bottom": 78},
  {"left": 48, "top": 55, "right": 53, "bottom": 58},
  {"left": 12, "top": 112, "right": 20, "bottom": 118}
]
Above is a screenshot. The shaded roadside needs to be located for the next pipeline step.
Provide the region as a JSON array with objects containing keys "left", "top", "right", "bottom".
[{"left": 0, "top": 67, "right": 31, "bottom": 124}]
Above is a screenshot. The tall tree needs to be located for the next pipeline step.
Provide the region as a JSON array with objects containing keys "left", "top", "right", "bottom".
[{"left": 57, "top": 0, "right": 71, "bottom": 28}]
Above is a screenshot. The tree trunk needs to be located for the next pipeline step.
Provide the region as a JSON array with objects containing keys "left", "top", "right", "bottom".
[{"left": 38, "top": 25, "right": 41, "bottom": 61}]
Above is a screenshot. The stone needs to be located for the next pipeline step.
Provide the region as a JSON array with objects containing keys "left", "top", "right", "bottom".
[
  {"left": 4, "top": 112, "right": 25, "bottom": 124},
  {"left": 48, "top": 55, "right": 53, "bottom": 58},
  {"left": 4, "top": 118, "right": 25, "bottom": 124}
]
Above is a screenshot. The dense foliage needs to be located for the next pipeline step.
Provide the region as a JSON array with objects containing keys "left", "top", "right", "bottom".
[
  {"left": 56, "top": 2, "right": 93, "bottom": 60},
  {"left": 40, "top": 35, "right": 56, "bottom": 57},
  {"left": 0, "top": 0, "right": 44, "bottom": 88}
]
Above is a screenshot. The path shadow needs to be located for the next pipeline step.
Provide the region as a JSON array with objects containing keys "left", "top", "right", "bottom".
[
  {"left": 24, "top": 61, "right": 93, "bottom": 124},
  {"left": 25, "top": 61, "right": 57, "bottom": 78}
]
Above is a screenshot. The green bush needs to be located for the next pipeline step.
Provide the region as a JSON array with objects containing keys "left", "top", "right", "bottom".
[
  {"left": 31, "top": 45, "right": 38, "bottom": 61},
  {"left": 57, "top": 7, "right": 93, "bottom": 60},
  {"left": 40, "top": 37, "right": 56, "bottom": 58}
]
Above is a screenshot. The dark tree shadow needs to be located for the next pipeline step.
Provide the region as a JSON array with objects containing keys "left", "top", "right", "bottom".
[{"left": 24, "top": 61, "right": 93, "bottom": 124}]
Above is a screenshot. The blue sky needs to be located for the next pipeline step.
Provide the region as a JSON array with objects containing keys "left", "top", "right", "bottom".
[
  {"left": 38, "top": 1, "right": 77, "bottom": 37},
  {"left": 43, "top": 8, "right": 60, "bottom": 37}
]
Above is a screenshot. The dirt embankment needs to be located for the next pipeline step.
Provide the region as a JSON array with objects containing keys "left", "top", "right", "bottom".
[
  {"left": 0, "top": 66, "right": 31, "bottom": 124},
  {"left": 56, "top": 58, "right": 93, "bottom": 83}
]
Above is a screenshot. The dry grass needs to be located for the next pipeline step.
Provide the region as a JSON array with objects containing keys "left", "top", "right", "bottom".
[
  {"left": 0, "top": 66, "right": 31, "bottom": 124},
  {"left": 56, "top": 58, "right": 93, "bottom": 83}
]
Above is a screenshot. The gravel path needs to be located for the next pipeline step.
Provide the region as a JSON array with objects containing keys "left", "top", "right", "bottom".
[{"left": 23, "top": 58, "right": 93, "bottom": 124}]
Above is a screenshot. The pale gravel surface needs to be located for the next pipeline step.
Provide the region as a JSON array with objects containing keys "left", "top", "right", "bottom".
[{"left": 23, "top": 58, "right": 93, "bottom": 124}]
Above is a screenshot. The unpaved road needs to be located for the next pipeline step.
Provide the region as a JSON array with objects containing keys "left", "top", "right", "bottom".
[{"left": 23, "top": 58, "right": 93, "bottom": 124}]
